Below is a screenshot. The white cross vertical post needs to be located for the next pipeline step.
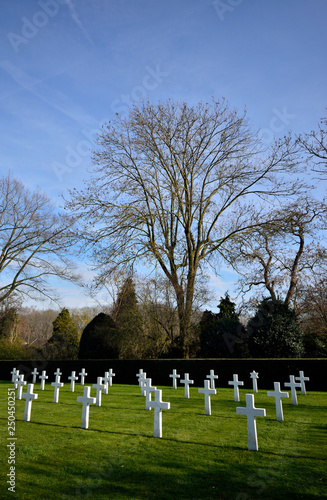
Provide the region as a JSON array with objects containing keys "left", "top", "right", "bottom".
[
  {"left": 16, "top": 374, "right": 27, "bottom": 400},
  {"left": 22, "top": 384, "right": 38, "bottom": 422},
  {"left": 228, "top": 374, "right": 244, "bottom": 402},
  {"left": 54, "top": 368, "right": 62, "bottom": 378},
  {"left": 39, "top": 371, "right": 48, "bottom": 390},
  {"left": 180, "top": 373, "right": 194, "bottom": 399},
  {"left": 103, "top": 372, "right": 110, "bottom": 394},
  {"left": 68, "top": 371, "right": 79, "bottom": 392},
  {"left": 236, "top": 394, "right": 266, "bottom": 451},
  {"left": 79, "top": 368, "right": 88, "bottom": 385},
  {"left": 169, "top": 369, "right": 180, "bottom": 389},
  {"left": 139, "top": 373, "right": 147, "bottom": 396},
  {"left": 198, "top": 380, "right": 217, "bottom": 415},
  {"left": 250, "top": 371, "right": 259, "bottom": 393},
  {"left": 13, "top": 371, "right": 20, "bottom": 389},
  {"left": 77, "top": 386, "right": 96, "bottom": 429},
  {"left": 144, "top": 378, "right": 156, "bottom": 409},
  {"left": 146, "top": 388, "right": 170, "bottom": 438},
  {"left": 31, "top": 368, "right": 39, "bottom": 384},
  {"left": 206, "top": 370, "right": 218, "bottom": 390},
  {"left": 92, "top": 377, "right": 106, "bottom": 407},
  {"left": 51, "top": 375, "right": 64, "bottom": 403},
  {"left": 107, "top": 369, "right": 115, "bottom": 387},
  {"left": 10, "top": 368, "right": 17, "bottom": 383},
  {"left": 136, "top": 369, "right": 144, "bottom": 386},
  {"left": 295, "top": 371, "right": 310, "bottom": 395},
  {"left": 267, "top": 382, "right": 289, "bottom": 421},
  {"left": 284, "top": 376, "right": 302, "bottom": 405}
]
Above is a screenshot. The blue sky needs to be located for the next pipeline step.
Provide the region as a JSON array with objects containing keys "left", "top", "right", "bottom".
[{"left": 0, "top": 0, "right": 326, "bottom": 309}]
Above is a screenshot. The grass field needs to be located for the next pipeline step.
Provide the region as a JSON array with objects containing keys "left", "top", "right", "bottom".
[{"left": 1, "top": 379, "right": 326, "bottom": 499}]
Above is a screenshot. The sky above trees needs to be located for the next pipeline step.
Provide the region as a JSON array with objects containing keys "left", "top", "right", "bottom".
[{"left": 0, "top": 0, "right": 326, "bottom": 309}]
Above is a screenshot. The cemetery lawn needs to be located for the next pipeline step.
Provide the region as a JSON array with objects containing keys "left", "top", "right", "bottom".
[{"left": 0, "top": 381, "right": 326, "bottom": 499}]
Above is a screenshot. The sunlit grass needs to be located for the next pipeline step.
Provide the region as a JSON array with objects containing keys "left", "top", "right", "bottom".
[{"left": 1, "top": 380, "right": 326, "bottom": 499}]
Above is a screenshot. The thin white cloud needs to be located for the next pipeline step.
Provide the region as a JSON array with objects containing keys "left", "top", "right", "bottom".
[
  {"left": 0, "top": 60, "right": 98, "bottom": 128},
  {"left": 65, "top": 0, "right": 95, "bottom": 47}
]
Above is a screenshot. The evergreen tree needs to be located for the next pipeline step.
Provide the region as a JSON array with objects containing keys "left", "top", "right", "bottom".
[
  {"left": 47, "top": 308, "right": 79, "bottom": 359},
  {"left": 216, "top": 293, "right": 239, "bottom": 320},
  {"left": 199, "top": 294, "right": 247, "bottom": 357},
  {"left": 113, "top": 277, "right": 145, "bottom": 358},
  {"left": 247, "top": 298, "right": 304, "bottom": 357},
  {"left": 78, "top": 312, "right": 119, "bottom": 359},
  {"left": 0, "top": 307, "right": 19, "bottom": 342}
]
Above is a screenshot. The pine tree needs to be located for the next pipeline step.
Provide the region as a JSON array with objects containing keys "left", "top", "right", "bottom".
[
  {"left": 47, "top": 308, "right": 79, "bottom": 359},
  {"left": 114, "top": 277, "right": 145, "bottom": 358}
]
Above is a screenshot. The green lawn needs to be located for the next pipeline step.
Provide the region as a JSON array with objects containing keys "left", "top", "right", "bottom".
[{"left": 1, "top": 380, "right": 326, "bottom": 499}]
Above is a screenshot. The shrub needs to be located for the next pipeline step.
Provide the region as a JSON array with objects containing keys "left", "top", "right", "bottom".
[{"left": 78, "top": 312, "right": 119, "bottom": 359}]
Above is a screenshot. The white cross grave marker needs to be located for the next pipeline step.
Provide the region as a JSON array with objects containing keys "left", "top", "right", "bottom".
[
  {"left": 107, "top": 368, "right": 115, "bottom": 387},
  {"left": 79, "top": 368, "right": 88, "bottom": 385},
  {"left": 198, "top": 380, "right": 217, "bottom": 415},
  {"left": 13, "top": 371, "right": 20, "bottom": 389},
  {"left": 68, "top": 371, "right": 79, "bottom": 392},
  {"left": 136, "top": 369, "right": 144, "bottom": 386},
  {"left": 206, "top": 370, "right": 219, "bottom": 390},
  {"left": 284, "top": 375, "right": 302, "bottom": 405},
  {"left": 169, "top": 369, "right": 180, "bottom": 389},
  {"left": 144, "top": 378, "right": 157, "bottom": 409},
  {"left": 228, "top": 374, "right": 244, "bottom": 402},
  {"left": 22, "top": 384, "right": 38, "bottom": 422},
  {"left": 51, "top": 375, "right": 64, "bottom": 403},
  {"left": 10, "top": 368, "right": 17, "bottom": 383},
  {"left": 250, "top": 370, "right": 259, "bottom": 393},
  {"left": 295, "top": 371, "right": 310, "bottom": 395},
  {"left": 77, "top": 386, "right": 96, "bottom": 429},
  {"left": 180, "top": 373, "right": 194, "bottom": 399},
  {"left": 236, "top": 393, "right": 266, "bottom": 451},
  {"left": 39, "top": 371, "right": 48, "bottom": 390},
  {"left": 146, "top": 388, "right": 170, "bottom": 438},
  {"left": 31, "top": 368, "right": 39, "bottom": 384},
  {"left": 92, "top": 377, "right": 106, "bottom": 406},
  {"left": 54, "top": 368, "right": 62, "bottom": 378},
  {"left": 267, "top": 382, "right": 289, "bottom": 421},
  {"left": 16, "top": 374, "right": 27, "bottom": 400}
]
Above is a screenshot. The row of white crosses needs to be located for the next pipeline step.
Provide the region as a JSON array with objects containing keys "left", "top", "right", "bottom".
[
  {"left": 165, "top": 368, "right": 310, "bottom": 450},
  {"left": 10, "top": 366, "right": 310, "bottom": 448},
  {"left": 10, "top": 367, "right": 116, "bottom": 428}
]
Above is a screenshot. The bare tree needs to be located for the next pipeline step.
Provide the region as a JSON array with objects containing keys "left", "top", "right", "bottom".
[
  {"left": 67, "top": 99, "right": 306, "bottom": 356},
  {"left": 225, "top": 197, "right": 326, "bottom": 310},
  {"left": 298, "top": 111, "right": 327, "bottom": 177},
  {"left": 0, "top": 173, "right": 78, "bottom": 304},
  {"left": 299, "top": 277, "right": 327, "bottom": 338}
]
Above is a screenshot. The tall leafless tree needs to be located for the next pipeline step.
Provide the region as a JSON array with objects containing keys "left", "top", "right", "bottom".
[
  {"left": 0, "top": 173, "right": 78, "bottom": 304},
  {"left": 67, "top": 99, "right": 306, "bottom": 356}
]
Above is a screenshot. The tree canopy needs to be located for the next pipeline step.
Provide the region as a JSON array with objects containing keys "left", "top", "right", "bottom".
[{"left": 67, "top": 99, "right": 306, "bottom": 357}]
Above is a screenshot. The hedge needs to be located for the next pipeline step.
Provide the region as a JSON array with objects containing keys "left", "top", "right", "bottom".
[{"left": 1, "top": 358, "right": 326, "bottom": 391}]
